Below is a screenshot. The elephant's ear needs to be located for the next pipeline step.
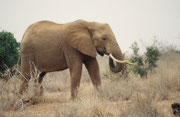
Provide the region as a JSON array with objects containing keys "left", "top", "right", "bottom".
[{"left": 65, "top": 27, "right": 96, "bottom": 58}]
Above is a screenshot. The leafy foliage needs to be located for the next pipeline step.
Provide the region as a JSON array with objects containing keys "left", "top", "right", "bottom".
[
  {"left": 0, "top": 31, "right": 20, "bottom": 78},
  {"left": 145, "top": 46, "right": 160, "bottom": 71},
  {"left": 130, "top": 42, "right": 160, "bottom": 77}
]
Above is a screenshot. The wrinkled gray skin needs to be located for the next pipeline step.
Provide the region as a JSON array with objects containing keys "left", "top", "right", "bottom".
[{"left": 19, "top": 20, "right": 124, "bottom": 99}]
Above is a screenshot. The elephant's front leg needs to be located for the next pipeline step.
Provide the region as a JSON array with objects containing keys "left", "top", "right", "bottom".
[
  {"left": 84, "top": 58, "right": 101, "bottom": 92},
  {"left": 69, "top": 61, "right": 82, "bottom": 99}
]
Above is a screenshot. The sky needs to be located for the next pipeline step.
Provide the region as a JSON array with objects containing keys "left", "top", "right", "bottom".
[{"left": 0, "top": 0, "right": 180, "bottom": 52}]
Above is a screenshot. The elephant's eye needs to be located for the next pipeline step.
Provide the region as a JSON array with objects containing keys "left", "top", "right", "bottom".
[{"left": 102, "top": 37, "right": 106, "bottom": 41}]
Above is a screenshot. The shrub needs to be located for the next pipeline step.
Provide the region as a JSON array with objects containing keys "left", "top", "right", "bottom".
[
  {"left": 0, "top": 31, "right": 20, "bottom": 78},
  {"left": 130, "top": 42, "right": 160, "bottom": 77},
  {"left": 145, "top": 46, "right": 160, "bottom": 72}
]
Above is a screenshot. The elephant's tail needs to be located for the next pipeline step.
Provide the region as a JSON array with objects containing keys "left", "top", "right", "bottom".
[
  {"left": 11, "top": 55, "right": 21, "bottom": 74},
  {"left": 16, "top": 55, "right": 21, "bottom": 69}
]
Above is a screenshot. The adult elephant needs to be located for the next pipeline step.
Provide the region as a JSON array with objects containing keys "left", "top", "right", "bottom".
[{"left": 19, "top": 20, "right": 132, "bottom": 99}]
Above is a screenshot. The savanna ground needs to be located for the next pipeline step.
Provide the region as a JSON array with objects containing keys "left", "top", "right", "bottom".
[{"left": 0, "top": 51, "right": 180, "bottom": 117}]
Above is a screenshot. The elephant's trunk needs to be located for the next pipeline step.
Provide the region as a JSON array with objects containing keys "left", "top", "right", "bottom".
[{"left": 109, "top": 45, "right": 124, "bottom": 73}]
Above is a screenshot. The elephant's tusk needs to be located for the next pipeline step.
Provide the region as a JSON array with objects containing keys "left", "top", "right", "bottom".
[{"left": 109, "top": 54, "right": 137, "bottom": 65}]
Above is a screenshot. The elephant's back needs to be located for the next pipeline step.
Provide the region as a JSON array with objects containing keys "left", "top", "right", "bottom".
[
  {"left": 20, "top": 21, "right": 67, "bottom": 71},
  {"left": 21, "top": 20, "right": 61, "bottom": 41},
  {"left": 21, "top": 21, "right": 63, "bottom": 53}
]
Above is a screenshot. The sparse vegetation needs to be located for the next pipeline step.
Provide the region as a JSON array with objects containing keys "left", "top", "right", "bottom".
[
  {"left": 0, "top": 66, "right": 44, "bottom": 114},
  {"left": 0, "top": 76, "right": 20, "bottom": 111},
  {"left": 0, "top": 44, "right": 179, "bottom": 117}
]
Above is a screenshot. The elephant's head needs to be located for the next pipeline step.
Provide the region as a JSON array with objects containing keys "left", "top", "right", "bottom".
[{"left": 65, "top": 20, "right": 132, "bottom": 73}]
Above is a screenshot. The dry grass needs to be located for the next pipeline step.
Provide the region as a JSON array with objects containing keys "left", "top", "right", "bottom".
[
  {"left": 0, "top": 52, "right": 180, "bottom": 117},
  {"left": 0, "top": 76, "right": 20, "bottom": 112}
]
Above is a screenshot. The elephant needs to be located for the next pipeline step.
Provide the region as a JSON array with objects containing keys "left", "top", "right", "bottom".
[{"left": 19, "top": 20, "right": 133, "bottom": 99}]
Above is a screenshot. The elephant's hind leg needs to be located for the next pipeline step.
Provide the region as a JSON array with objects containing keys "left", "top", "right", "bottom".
[
  {"left": 36, "top": 72, "right": 46, "bottom": 95},
  {"left": 38, "top": 72, "right": 46, "bottom": 83},
  {"left": 19, "top": 57, "right": 32, "bottom": 95},
  {"left": 19, "top": 73, "right": 31, "bottom": 95}
]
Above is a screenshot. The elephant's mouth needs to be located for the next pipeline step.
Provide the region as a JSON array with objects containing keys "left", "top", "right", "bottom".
[
  {"left": 96, "top": 47, "right": 107, "bottom": 56},
  {"left": 97, "top": 50, "right": 104, "bottom": 56}
]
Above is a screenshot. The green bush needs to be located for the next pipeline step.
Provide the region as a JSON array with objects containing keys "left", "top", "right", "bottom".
[
  {"left": 130, "top": 42, "right": 160, "bottom": 78},
  {"left": 145, "top": 46, "right": 160, "bottom": 71},
  {"left": 0, "top": 31, "right": 20, "bottom": 78}
]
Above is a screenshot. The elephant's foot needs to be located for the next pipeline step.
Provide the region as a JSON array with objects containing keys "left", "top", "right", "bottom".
[
  {"left": 17, "top": 85, "right": 44, "bottom": 108},
  {"left": 19, "top": 94, "right": 43, "bottom": 106},
  {"left": 93, "top": 86, "right": 105, "bottom": 100},
  {"left": 71, "top": 89, "right": 79, "bottom": 100},
  {"left": 21, "top": 97, "right": 41, "bottom": 106},
  {"left": 14, "top": 95, "right": 41, "bottom": 110},
  {"left": 70, "top": 96, "right": 81, "bottom": 101},
  {"left": 71, "top": 94, "right": 77, "bottom": 100},
  {"left": 97, "top": 88, "right": 104, "bottom": 98}
]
